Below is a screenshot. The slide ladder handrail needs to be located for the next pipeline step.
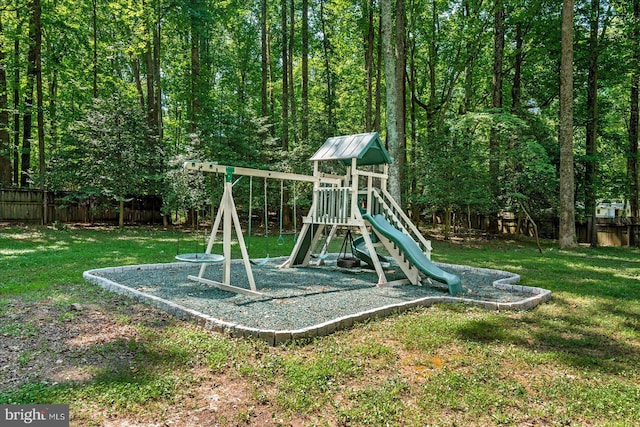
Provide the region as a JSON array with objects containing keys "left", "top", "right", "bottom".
[{"left": 370, "top": 188, "right": 432, "bottom": 259}]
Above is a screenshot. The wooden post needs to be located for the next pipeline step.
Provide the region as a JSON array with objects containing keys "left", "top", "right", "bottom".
[
  {"left": 223, "top": 181, "right": 233, "bottom": 284},
  {"left": 351, "top": 158, "right": 359, "bottom": 220}
]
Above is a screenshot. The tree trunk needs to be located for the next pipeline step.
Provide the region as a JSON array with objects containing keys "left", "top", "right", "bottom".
[
  {"left": 426, "top": 0, "right": 437, "bottom": 144},
  {"left": 301, "top": 0, "right": 309, "bottom": 141},
  {"left": 268, "top": 28, "right": 276, "bottom": 124},
  {"left": 34, "top": 0, "right": 45, "bottom": 223},
  {"left": 559, "top": 0, "right": 577, "bottom": 249},
  {"left": 92, "top": 0, "right": 98, "bottom": 98},
  {"left": 13, "top": 14, "right": 20, "bottom": 186},
  {"left": 145, "top": 41, "right": 156, "bottom": 134},
  {"left": 119, "top": 198, "right": 125, "bottom": 229},
  {"left": 189, "top": 0, "right": 201, "bottom": 133},
  {"left": 261, "top": 0, "right": 269, "bottom": 119},
  {"left": 281, "top": 0, "right": 289, "bottom": 151},
  {"left": 380, "top": 0, "right": 401, "bottom": 204},
  {"left": 0, "top": 16, "right": 12, "bottom": 186},
  {"left": 288, "top": 0, "right": 297, "bottom": 146},
  {"left": 22, "top": 0, "right": 38, "bottom": 188},
  {"left": 319, "top": 0, "right": 334, "bottom": 136},
  {"left": 374, "top": 15, "right": 382, "bottom": 133},
  {"left": 462, "top": 0, "right": 474, "bottom": 115},
  {"left": 444, "top": 207, "right": 451, "bottom": 240},
  {"left": 395, "top": 0, "right": 407, "bottom": 199},
  {"left": 488, "top": 0, "right": 504, "bottom": 233},
  {"left": 48, "top": 50, "right": 59, "bottom": 151},
  {"left": 364, "top": 3, "right": 375, "bottom": 132},
  {"left": 153, "top": 5, "right": 163, "bottom": 144},
  {"left": 511, "top": 22, "right": 523, "bottom": 113},
  {"left": 585, "top": 0, "right": 600, "bottom": 247},
  {"left": 629, "top": 0, "right": 640, "bottom": 226},
  {"left": 132, "top": 58, "right": 146, "bottom": 112},
  {"left": 409, "top": 29, "right": 419, "bottom": 222}
]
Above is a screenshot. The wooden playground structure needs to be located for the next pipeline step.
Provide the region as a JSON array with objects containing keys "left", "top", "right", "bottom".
[{"left": 181, "top": 133, "right": 462, "bottom": 297}]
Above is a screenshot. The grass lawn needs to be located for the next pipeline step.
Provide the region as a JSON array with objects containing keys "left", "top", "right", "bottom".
[{"left": 1, "top": 224, "right": 639, "bottom": 426}]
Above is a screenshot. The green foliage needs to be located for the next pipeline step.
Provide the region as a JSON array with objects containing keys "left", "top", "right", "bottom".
[
  {"left": 49, "top": 93, "right": 161, "bottom": 206},
  {"left": 413, "top": 110, "right": 559, "bottom": 220},
  {"left": 2, "top": 0, "right": 639, "bottom": 236},
  {"left": 162, "top": 138, "right": 208, "bottom": 216}
]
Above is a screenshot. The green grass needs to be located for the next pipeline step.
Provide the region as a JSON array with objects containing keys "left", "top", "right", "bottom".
[{"left": 1, "top": 225, "right": 640, "bottom": 426}]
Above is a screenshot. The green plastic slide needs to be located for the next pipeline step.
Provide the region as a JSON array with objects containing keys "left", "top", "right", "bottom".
[
  {"left": 351, "top": 234, "right": 389, "bottom": 267},
  {"left": 362, "top": 213, "right": 463, "bottom": 296}
]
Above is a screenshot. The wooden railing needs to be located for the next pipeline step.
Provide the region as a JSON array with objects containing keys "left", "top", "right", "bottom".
[
  {"left": 312, "top": 187, "right": 352, "bottom": 224},
  {"left": 370, "top": 188, "right": 433, "bottom": 258}
]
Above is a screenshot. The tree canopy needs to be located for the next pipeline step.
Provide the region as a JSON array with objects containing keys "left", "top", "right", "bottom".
[{"left": 0, "top": 0, "right": 638, "bottom": 241}]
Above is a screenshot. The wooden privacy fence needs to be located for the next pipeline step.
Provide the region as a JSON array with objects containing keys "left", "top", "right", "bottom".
[
  {"left": 443, "top": 212, "right": 640, "bottom": 247},
  {"left": 0, "top": 189, "right": 163, "bottom": 225},
  {"left": 3, "top": 189, "right": 639, "bottom": 246}
]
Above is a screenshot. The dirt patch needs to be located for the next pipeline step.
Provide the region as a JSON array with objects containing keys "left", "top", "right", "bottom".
[
  {"left": 0, "top": 295, "right": 170, "bottom": 391},
  {"left": 0, "top": 290, "right": 311, "bottom": 426}
]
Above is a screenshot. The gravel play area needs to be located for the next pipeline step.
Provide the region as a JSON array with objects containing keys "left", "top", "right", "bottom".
[{"left": 84, "top": 256, "right": 551, "bottom": 345}]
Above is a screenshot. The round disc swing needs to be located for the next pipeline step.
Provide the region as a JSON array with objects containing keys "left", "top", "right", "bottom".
[
  {"left": 175, "top": 209, "right": 224, "bottom": 264},
  {"left": 337, "top": 229, "right": 361, "bottom": 268},
  {"left": 175, "top": 252, "right": 224, "bottom": 263}
]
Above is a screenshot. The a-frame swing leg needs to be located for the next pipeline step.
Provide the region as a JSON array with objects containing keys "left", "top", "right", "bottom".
[
  {"left": 189, "top": 180, "right": 263, "bottom": 296},
  {"left": 226, "top": 183, "right": 258, "bottom": 291},
  {"left": 197, "top": 192, "right": 226, "bottom": 279}
]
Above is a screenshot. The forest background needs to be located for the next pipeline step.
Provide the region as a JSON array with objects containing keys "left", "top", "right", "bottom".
[{"left": 0, "top": 0, "right": 639, "bottom": 248}]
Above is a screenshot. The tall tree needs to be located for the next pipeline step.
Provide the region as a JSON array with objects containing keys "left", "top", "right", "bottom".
[
  {"left": 21, "top": 0, "right": 38, "bottom": 187},
  {"left": 511, "top": 21, "right": 523, "bottom": 112},
  {"left": 261, "top": 0, "right": 269, "bottom": 120},
  {"left": 288, "top": 0, "right": 297, "bottom": 145},
  {"left": 92, "top": 0, "right": 98, "bottom": 98},
  {"left": 301, "top": 0, "right": 309, "bottom": 141},
  {"left": 559, "top": 0, "right": 577, "bottom": 249},
  {"left": 489, "top": 0, "right": 505, "bottom": 232},
  {"left": 34, "top": 0, "right": 45, "bottom": 222},
  {"left": 629, "top": 0, "right": 640, "bottom": 224},
  {"left": 281, "top": 0, "right": 289, "bottom": 151},
  {"left": 151, "top": 0, "right": 163, "bottom": 144},
  {"left": 13, "top": 9, "right": 20, "bottom": 186},
  {"left": 319, "top": 0, "right": 334, "bottom": 136},
  {"left": 0, "top": 15, "right": 12, "bottom": 186},
  {"left": 364, "top": 2, "right": 375, "bottom": 132},
  {"left": 189, "top": 0, "right": 202, "bottom": 133},
  {"left": 374, "top": 15, "right": 382, "bottom": 133},
  {"left": 380, "top": 0, "right": 401, "bottom": 203},
  {"left": 395, "top": 0, "right": 407, "bottom": 197},
  {"left": 585, "top": 0, "right": 601, "bottom": 247}
]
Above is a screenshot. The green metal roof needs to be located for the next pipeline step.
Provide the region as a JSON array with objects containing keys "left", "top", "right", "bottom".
[{"left": 309, "top": 132, "right": 392, "bottom": 166}]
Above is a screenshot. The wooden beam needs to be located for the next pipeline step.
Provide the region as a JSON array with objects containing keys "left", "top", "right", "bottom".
[
  {"left": 184, "top": 162, "right": 342, "bottom": 185},
  {"left": 356, "top": 169, "right": 388, "bottom": 180},
  {"left": 187, "top": 275, "right": 264, "bottom": 297}
]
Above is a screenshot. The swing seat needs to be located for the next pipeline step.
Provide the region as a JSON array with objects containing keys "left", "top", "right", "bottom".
[
  {"left": 337, "top": 256, "right": 361, "bottom": 268},
  {"left": 250, "top": 256, "right": 270, "bottom": 266},
  {"left": 175, "top": 253, "right": 225, "bottom": 263}
]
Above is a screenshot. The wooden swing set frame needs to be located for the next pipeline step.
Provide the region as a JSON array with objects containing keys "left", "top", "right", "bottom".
[{"left": 181, "top": 163, "right": 342, "bottom": 296}]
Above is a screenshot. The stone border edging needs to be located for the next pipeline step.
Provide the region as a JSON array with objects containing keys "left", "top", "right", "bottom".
[{"left": 83, "top": 261, "right": 552, "bottom": 346}]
